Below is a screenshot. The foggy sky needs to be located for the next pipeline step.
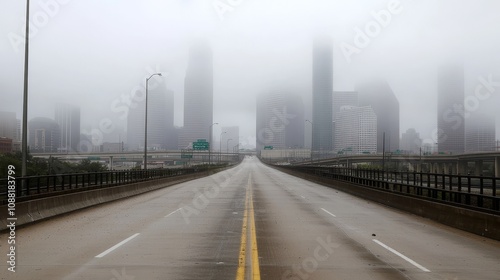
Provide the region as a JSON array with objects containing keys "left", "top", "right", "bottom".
[{"left": 1, "top": 0, "right": 499, "bottom": 148}]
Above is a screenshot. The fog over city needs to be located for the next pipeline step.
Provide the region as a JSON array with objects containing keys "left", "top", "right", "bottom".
[{"left": 1, "top": 0, "right": 499, "bottom": 149}]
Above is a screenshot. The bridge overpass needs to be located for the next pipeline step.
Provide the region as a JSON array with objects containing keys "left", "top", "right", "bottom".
[
  {"left": 1, "top": 156, "right": 499, "bottom": 279},
  {"left": 293, "top": 151, "right": 500, "bottom": 177},
  {"left": 32, "top": 150, "right": 253, "bottom": 168}
]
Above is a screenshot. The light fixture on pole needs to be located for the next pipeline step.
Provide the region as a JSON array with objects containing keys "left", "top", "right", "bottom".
[{"left": 144, "top": 73, "right": 162, "bottom": 170}]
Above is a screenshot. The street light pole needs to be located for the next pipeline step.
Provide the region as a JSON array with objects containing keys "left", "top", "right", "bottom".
[
  {"left": 22, "top": 0, "right": 30, "bottom": 181},
  {"left": 208, "top": 122, "right": 218, "bottom": 165},
  {"left": 144, "top": 73, "right": 162, "bottom": 170},
  {"left": 226, "top": 138, "right": 232, "bottom": 161},
  {"left": 219, "top": 131, "right": 226, "bottom": 163}
]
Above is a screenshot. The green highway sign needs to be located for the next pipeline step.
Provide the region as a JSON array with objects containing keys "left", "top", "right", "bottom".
[
  {"left": 197, "top": 139, "right": 207, "bottom": 142},
  {"left": 264, "top": 146, "right": 273, "bottom": 150},
  {"left": 88, "top": 156, "right": 101, "bottom": 160},
  {"left": 181, "top": 154, "right": 193, "bottom": 159},
  {"left": 193, "top": 142, "right": 209, "bottom": 150}
]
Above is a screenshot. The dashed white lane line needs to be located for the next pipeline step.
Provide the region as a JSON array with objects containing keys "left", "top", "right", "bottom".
[
  {"left": 373, "top": 239, "right": 431, "bottom": 272},
  {"left": 95, "top": 233, "right": 140, "bottom": 258},
  {"left": 165, "top": 208, "right": 182, "bottom": 218},
  {"left": 321, "top": 208, "right": 337, "bottom": 217},
  {"left": 300, "top": 195, "right": 306, "bottom": 199}
]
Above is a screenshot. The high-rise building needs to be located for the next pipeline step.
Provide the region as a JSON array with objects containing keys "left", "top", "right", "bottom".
[
  {"left": 334, "top": 106, "right": 377, "bottom": 154},
  {"left": 466, "top": 113, "right": 495, "bottom": 152},
  {"left": 256, "top": 91, "right": 304, "bottom": 153},
  {"left": 437, "top": 64, "right": 465, "bottom": 154},
  {"left": 127, "top": 83, "right": 173, "bottom": 151},
  {"left": 55, "top": 103, "right": 80, "bottom": 153},
  {"left": 221, "top": 126, "right": 240, "bottom": 152},
  {"left": 401, "top": 128, "right": 422, "bottom": 154},
  {"left": 332, "top": 91, "right": 358, "bottom": 148},
  {"left": 0, "top": 111, "right": 18, "bottom": 141},
  {"left": 312, "top": 37, "right": 333, "bottom": 154},
  {"left": 28, "top": 117, "right": 61, "bottom": 153},
  {"left": 179, "top": 40, "right": 213, "bottom": 149},
  {"left": 357, "top": 79, "right": 400, "bottom": 153}
]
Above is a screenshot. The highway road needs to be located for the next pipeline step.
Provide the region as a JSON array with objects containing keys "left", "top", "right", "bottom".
[{"left": 1, "top": 156, "right": 499, "bottom": 279}]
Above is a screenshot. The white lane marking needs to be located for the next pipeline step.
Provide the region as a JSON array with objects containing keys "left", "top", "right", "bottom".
[
  {"left": 95, "top": 233, "right": 140, "bottom": 258},
  {"left": 321, "top": 208, "right": 337, "bottom": 217},
  {"left": 373, "top": 239, "right": 431, "bottom": 272},
  {"left": 165, "top": 208, "right": 182, "bottom": 218},
  {"left": 300, "top": 195, "right": 306, "bottom": 199}
]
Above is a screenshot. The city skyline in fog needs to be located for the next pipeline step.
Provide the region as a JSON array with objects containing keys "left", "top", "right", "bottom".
[{"left": 1, "top": 0, "right": 500, "bottom": 149}]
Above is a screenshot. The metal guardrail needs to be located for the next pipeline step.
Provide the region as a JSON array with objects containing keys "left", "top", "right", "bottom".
[
  {"left": 0, "top": 165, "right": 227, "bottom": 204},
  {"left": 278, "top": 166, "right": 499, "bottom": 213}
]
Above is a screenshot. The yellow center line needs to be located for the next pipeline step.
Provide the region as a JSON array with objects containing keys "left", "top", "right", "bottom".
[
  {"left": 249, "top": 178, "right": 261, "bottom": 280},
  {"left": 236, "top": 176, "right": 249, "bottom": 279},
  {"left": 236, "top": 174, "right": 260, "bottom": 280}
]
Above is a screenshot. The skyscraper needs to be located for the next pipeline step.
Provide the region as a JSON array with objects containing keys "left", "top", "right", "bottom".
[
  {"left": 357, "top": 79, "right": 400, "bottom": 153},
  {"left": 312, "top": 37, "right": 333, "bottom": 155},
  {"left": 127, "top": 83, "right": 173, "bottom": 151},
  {"left": 437, "top": 64, "right": 465, "bottom": 154},
  {"left": 332, "top": 91, "right": 358, "bottom": 149},
  {"left": 401, "top": 128, "right": 422, "bottom": 154},
  {"left": 334, "top": 106, "right": 377, "bottom": 154},
  {"left": 466, "top": 113, "right": 495, "bottom": 152},
  {"left": 55, "top": 103, "right": 80, "bottom": 153},
  {"left": 256, "top": 91, "right": 304, "bottom": 152},
  {"left": 28, "top": 117, "right": 61, "bottom": 153},
  {"left": 0, "top": 111, "right": 18, "bottom": 141},
  {"left": 179, "top": 40, "right": 213, "bottom": 149}
]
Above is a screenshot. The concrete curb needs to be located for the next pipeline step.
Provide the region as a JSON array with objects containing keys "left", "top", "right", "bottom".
[
  {"left": 0, "top": 167, "right": 230, "bottom": 231},
  {"left": 272, "top": 166, "right": 500, "bottom": 241}
]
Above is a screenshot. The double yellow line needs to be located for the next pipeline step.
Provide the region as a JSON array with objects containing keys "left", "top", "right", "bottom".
[{"left": 236, "top": 174, "right": 260, "bottom": 280}]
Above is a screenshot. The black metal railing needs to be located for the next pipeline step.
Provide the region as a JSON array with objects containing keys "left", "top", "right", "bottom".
[
  {"left": 278, "top": 166, "right": 499, "bottom": 213},
  {"left": 0, "top": 164, "right": 228, "bottom": 204}
]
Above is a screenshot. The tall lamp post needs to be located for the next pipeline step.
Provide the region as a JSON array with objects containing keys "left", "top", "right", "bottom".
[
  {"left": 226, "top": 138, "right": 232, "bottom": 162},
  {"left": 144, "top": 73, "right": 162, "bottom": 170},
  {"left": 208, "top": 122, "right": 218, "bottom": 165},
  {"left": 219, "top": 131, "right": 226, "bottom": 163},
  {"left": 22, "top": 0, "right": 31, "bottom": 181}
]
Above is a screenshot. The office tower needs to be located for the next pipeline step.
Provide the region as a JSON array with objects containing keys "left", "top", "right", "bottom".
[
  {"left": 437, "top": 64, "right": 465, "bottom": 154},
  {"left": 334, "top": 106, "right": 377, "bottom": 154},
  {"left": 312, "top": 37, "right": 333, "bottom": 154},
  {"left": 256, "top": 91, "right": 304, "bottom": 152},
  {"left": 221, "top": 126, "right": 239, "bottom": 152},
  {"left": 332, "top": 91, "right": 358, "bottom": 148},
  {"left": 466, "top": 113, "right": 495, "bottom": 152},
  {"left": 127, "top": 83, "right": 173, "bottom": 151},
  {"left": 357, "top": 79, "right": 400, "bottom": 153},
  {"left": 179, "top": 40, "right": 213, "bottom": 149},
  {"left": 0, "top": 111, "right": 18, "bottom": 141},
  {"left": 28, "top": 117, "right": 61, "bottom": 153},
  {"left": 55, "top": 103, "right": 80, "bottom": 153},
  {"left": 401, "top": 128, "right": 422, "bottom": 154}
]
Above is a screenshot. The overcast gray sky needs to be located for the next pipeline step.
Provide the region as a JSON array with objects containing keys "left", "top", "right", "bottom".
[{"left": 1, "top": 0, "right": 499, "bottom": 148}]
